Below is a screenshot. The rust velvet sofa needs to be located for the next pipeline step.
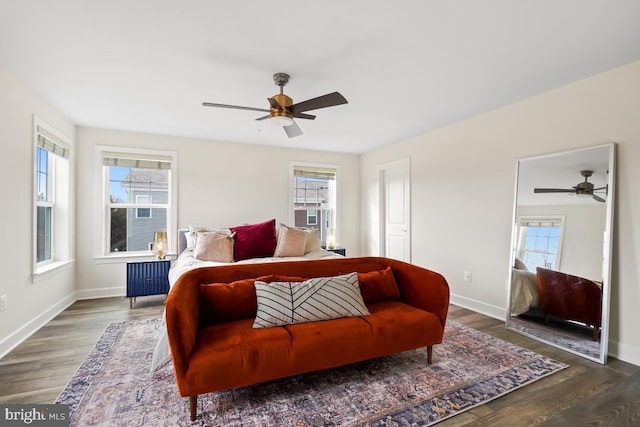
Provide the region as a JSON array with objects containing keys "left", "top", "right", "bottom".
[{"left": 165, "top": 256, "right": 450, "bottom": 421}]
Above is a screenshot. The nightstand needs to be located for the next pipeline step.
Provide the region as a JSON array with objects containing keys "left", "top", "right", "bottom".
[
  {"left": 126, "top": 260, "right": 171, "bottom": 308},
  {"left": 325, "top": 247, "right": 346, "bottom": 256}
]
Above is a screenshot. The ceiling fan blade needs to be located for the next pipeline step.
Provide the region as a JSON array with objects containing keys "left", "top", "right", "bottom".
[
  {"left": 255, "top": 114, "right": 271, "bottom": 121},
  {"left": 267, "top": 97, "right": 281, "bottom": 109},
  {"left": 534, "top": 188, "right": 576, "bottom": 193},
  {"left": 202, "top": 102, "right": 270, "bottom": 113},
  {"left": 292, "top": 112, "right": 316, "bottom": 120},
  {"left": 284, "top": 120, "right": 303, "bottom": 138},
  {"left": 593, "top": 194, "right": 606, "bottom": 203},
  {"left": 290, "top": 92, "right": 348, "bottom": 113}
]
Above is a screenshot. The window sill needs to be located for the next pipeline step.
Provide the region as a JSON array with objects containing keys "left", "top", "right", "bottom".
[
  {"left": 94, "top": 253, "right": 176, "bottom": 264},
  {"left": 32, "top": 259, "right": 75, "bottom": 284}
]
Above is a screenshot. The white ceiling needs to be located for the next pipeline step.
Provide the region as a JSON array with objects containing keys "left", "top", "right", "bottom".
[{"left": 1, "top": 1, "right": 640, "bottom": 154}]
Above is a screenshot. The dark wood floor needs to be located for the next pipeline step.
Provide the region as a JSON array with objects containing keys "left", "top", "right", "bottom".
[{"left": 1, "top": 298, "right": 639, "bottom": 426}]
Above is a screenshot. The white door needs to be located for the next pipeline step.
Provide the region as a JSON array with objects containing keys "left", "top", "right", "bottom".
[{"left": 379, "top": 158, "right": 410, "bottom": 262}]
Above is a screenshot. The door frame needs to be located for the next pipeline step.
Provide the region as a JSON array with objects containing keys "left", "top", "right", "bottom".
[{"left": 377, "top": 157, "right": 411, "bottom": 262}]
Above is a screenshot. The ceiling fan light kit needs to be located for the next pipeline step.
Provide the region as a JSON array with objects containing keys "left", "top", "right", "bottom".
[{"left": 202, "top": 72, "right": 348, "bottom": 138}]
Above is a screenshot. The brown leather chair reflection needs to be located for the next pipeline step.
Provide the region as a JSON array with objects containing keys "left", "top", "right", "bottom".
[{"left": 536, "top": 267, "right": 602, "bottom": 341}]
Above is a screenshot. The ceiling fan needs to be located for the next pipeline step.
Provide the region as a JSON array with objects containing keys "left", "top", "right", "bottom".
[
  {"left": 202, "top": 72, "right": 347, "bottom": 138},
  {"left": 533, "top": 170, "right": 607, "bottom": 203}
]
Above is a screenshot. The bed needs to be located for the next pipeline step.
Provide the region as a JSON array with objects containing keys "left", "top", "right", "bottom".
[
  {"left": 509, "top": 262, "right": 602, "bottom": 340},
  {"left": 150, "top": 220, "right": 344, "bottom": 371}
]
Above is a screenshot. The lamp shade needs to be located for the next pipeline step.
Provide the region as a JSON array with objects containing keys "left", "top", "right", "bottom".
[{"left": 153, "top": 231, "right": 168, "bottom": 259}]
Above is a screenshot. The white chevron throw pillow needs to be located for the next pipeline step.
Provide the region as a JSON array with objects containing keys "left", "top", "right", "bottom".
[{"left": 253, "top": 272, "right": 370, "bottom": 328}]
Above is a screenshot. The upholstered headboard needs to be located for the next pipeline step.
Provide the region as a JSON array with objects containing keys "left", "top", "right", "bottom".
[{"left": 178, "top": 229, "right": 188, "bottom": 254}]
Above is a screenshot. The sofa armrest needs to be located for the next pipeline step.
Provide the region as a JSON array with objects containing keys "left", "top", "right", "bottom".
[
  {"left": 165, "top": 269, "right": 203, "bottom": 378},
  {"left": 391, "top": 261, "right": 450, "bottom": 327}
]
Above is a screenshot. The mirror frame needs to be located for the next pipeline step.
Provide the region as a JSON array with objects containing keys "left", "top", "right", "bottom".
[{"left": 506, "top": 143, "right": 616, "bottom": 364}]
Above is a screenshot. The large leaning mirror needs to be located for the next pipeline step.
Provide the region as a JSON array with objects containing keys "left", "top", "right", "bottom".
[{"left": 506, "top": 143, "right": 615, "bottom": 364}]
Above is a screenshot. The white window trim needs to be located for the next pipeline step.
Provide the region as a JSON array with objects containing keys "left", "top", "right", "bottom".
[
  {"left": 94, "top": 145, "right": 178, "bottom": 259},
  {"left": 288, "top": 161, "right": 339, "bottom": 243},
  {"left": 32, "top": 116, "right": 73, "bottom": 278}
]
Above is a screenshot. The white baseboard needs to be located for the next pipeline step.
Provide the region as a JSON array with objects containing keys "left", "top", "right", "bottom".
[
  {"left": 606, "top": 340, "right": 640, "bottom": 366},
  {"left": 450, "top": 293, "right": 506, "bottom": 321},
  {"left": 74, "top": 286, "right": 125, "bottom": 300},
  {"left": 0, "top": 293, "right": 76, "bottom": 360},
  {"left": 450, "top": 294, "right": 640, "bottom": 367},
  {"left": 0, "top": 286, "right": 125, "bottom": 360}
]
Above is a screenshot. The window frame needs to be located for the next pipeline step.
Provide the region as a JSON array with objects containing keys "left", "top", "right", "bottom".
[
  {"left": 95, "top": 146, "right": 178, "bottom": 260},
  {"left": 289, "top": 162, "right": 339, "bottom": 246},
  {"left": 35, "top": 147, "right": 54, "bottom": 265},
  {"left": 32, "top": 116, "right": 73, "bottom": 277}
]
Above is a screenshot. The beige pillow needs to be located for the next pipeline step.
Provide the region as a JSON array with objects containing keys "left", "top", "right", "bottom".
[
  {"left": 187, "top": 225, "right": 227, "bottom": 249},
  {"left": 274, "top": 225, "right": 307, "bottom": 257},
  {"left": 193, "top": 231, "right": 235, "bottom": 262},
  {"left": 303, "top": 228, "right": 322, "bottom": 253}
]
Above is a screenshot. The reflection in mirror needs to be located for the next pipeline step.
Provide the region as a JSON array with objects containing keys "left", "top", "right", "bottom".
[{"left": 506, "top": 143, "right": 615, "bottom": 364}]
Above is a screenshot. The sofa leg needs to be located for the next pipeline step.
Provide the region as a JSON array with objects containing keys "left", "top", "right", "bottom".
[
  {"left": 427, "top": 346, "right": 433, "bottom": 364},
  {"left": 190, "top": 395, "right": 197, "bottom": 421}
]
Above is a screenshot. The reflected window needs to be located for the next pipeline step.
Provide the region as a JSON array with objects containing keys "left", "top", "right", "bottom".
[{"left": 516, "top": 217, "right": 564, "bottom": 271}]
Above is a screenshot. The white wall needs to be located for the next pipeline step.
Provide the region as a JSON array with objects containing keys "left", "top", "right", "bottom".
[
  {"left": 518, "top": 204, "right": 606, "bottom": 280},
  {"left": 75, "top": 127, "right": 361, "bottom": 297},
  {"left": 0, "top": 68, "right": 76, "bottom": 357},
  {"left": 361, "top": 60, "right": 640, "bottom": 365}
]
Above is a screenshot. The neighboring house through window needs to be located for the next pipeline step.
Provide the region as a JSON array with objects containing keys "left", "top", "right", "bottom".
[
  {"left": 516, "top": 216, "right": 565, "bottom": 271},
  {"left": 97, "top": 147, "right": 177, "bottom": 256},
  {"left": 33, "top": 117, "right": 72, "bottom": 275},
  {"left": 290, "top": 163, "right": 338, "bottom": 246},
  {"left": 135, "top": 195, "right": 152, "bottom": 218}
]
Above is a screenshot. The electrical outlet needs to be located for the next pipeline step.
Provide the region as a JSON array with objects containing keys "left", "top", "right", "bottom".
[
  {"left": 464, "top": 271, "right": 472, "bottom": 283},
  {"left": 0, "top": 295, "right": 6, "bottom": 312}
]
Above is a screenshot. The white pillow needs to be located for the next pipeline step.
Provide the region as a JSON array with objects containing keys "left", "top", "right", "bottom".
[
  {"left": 274, "top": 224, "right": 307, "bottom": 257},
  {"left": 253, "top": 272, "right": 370, "bottom": 328}
]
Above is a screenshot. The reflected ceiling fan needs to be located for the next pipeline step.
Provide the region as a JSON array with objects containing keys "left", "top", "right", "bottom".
[
  {"left": 202, "top": 72, "right": 348, "bottom": 138},
  {"left": 534, "top": 170, "right": 607, "bottom": 203}
]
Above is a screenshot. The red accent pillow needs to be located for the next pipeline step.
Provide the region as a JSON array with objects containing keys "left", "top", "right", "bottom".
[
  {"left": 230, "top": 219, "right": 277, "bottom": 261},
  {"left": 200, "top": 274, "right": 307, "bottom": 325},
  {"left": 358, "top": 267, "right": 401, "bottom": 304}
]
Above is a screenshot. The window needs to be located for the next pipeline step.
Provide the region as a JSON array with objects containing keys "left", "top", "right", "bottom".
[
  {"left": 97, "top": 147, "right": 177, "bottom": 256},
  {"left": 516, "top": 217, "right": 564, "bottom": 271},
  {"left": 33, "top": 117, "right": 72, "bottom": 273},
  {"left": 290, "top": 163, "right": 338, "bottom": 246},
  {"left": 36, "top": 147, "right": 53, "bottom": 262},
  {"left": 135, "top": 195, "right": 152, "bottom": 218},
  {"left": 307, "top": 209, "right": 317, "bottom": 225}
]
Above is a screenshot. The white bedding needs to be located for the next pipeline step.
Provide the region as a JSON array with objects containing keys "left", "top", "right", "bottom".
[
  {"left": 510, "top": 268, "right": 539, "bottom": 316},
  {"left": 151, "top": 248, "right": 344, "bottom": 371},
  {"left": 168, "top": 247, "right": 342, "bottom": 287}
]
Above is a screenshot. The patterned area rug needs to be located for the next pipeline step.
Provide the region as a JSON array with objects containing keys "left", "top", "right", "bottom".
[{"left": 56, "top": 318, "right": 567, "bottom": 426}]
